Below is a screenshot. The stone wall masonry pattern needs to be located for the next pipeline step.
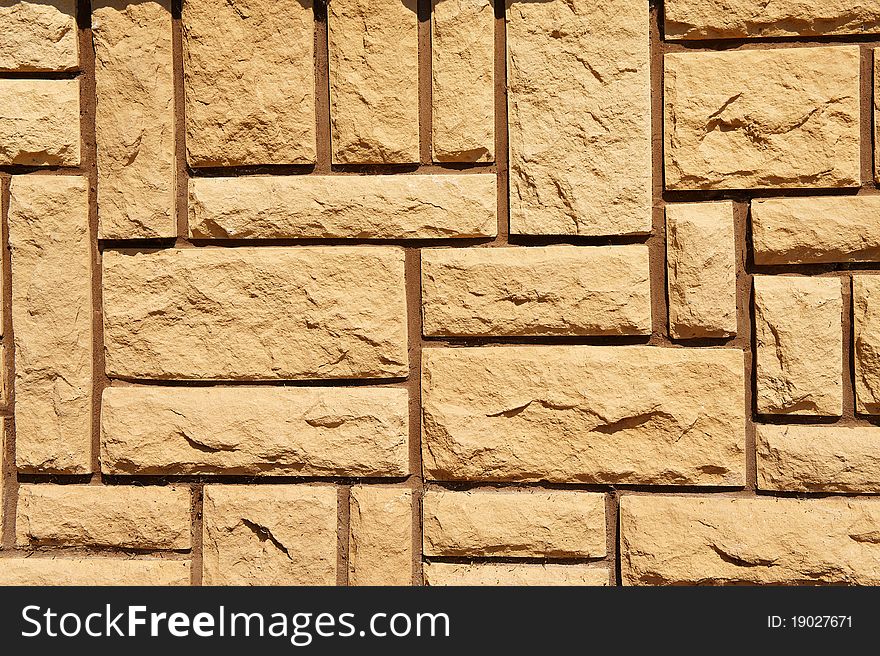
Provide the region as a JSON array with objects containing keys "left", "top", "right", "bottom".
[{"left": 6, "top": 1, "right": 880, "bottom": 587}]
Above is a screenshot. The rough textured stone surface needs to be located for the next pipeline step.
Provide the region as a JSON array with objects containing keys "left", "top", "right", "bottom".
[
  {"left": 329, "top": 0, "right": 419, "bottom": 164},
  {"left": 94, "top": 0, "right": 175, "bottom": 239},
  {"left": 0, "top": 559, "right": 190, "bottom": 586},
  {"left": 101, "top": 386, "right": 408, "bottom": 476},
  {"left": 621, "top": 495, "right": 880, "bottom": 585},
  {"left": 421, "top": 245, "right": 651, "bottom": 337},
  {"left": 422, "top": 346, "right": 745, "bottom": 485},
  {"left": 753, "top": 196, "right": 880, "bottom": 265},
  {"left": 665, "top": 47, "right": 860, "bottom": 190},
  {"left": 507, "top": 0, "right": 651, "bottom": 236},
  {"left": 16, "top": 484, "right": 191, "bottom": 550},
  {"left": 189, "top": 174, "right": 497, "bottom": 240},
  {"left": 854, "top": 275, "right": 880, "bottom": 414},
  {"left": 0, "top": 79, "right": 80, "bottom": 166},
  {"left": 666, "top": 0, "right": 880, "bottom": 39},
  {"left": 203, "top": 485, "right": 337, "bottom": 586},
  {"left": 424, "top": 563, "right": 609, "bottom": 586},
  {"left": 757, "top": 424, "right": 880, "bottom": 493},
  {"left": 432, "top": 0, "right": 494, "bottom": 162},
  {"left": 182, "top": 0, "right": 315, "bottom": 166},
  {"left": 754, "top": 275, "right": 842, "bottom": 416},
  {"left": 423, "top": 488, "right": 606, "bottom": 558},
  {"left": 9, "top": 176, "right": 92, "bottom": 473},
  {"left": 102, "top": 247, "right": 408, "bottom": 380},
  {"left": 0, "top": 0, "right": 78, "bottom": 71},
  {"left": 876, "top": 51, "right": 880, "bottom": 183},
  {"left": 349, "top": 486, "right": 412, "bottom": 586},
  {"left": 666, "top": 202, "right": 737, "bottom": 339}
]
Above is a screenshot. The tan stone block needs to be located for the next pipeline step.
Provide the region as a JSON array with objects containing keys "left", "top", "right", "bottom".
[
  {"left": 0, "top": 79, "right": 80, "bottom": 166},
  {"left": 202, "top": 485, "right": 337, "bottom": 586},
  {"left": 101, "top": 386, "right": 408, "bottom": 477},
  {"left": 854, "top": 275, "right": 880, "bottom": 414},
  {"left": 0, "top": 0, "right": 78, "bottom": 71},
  {"left": 757, "top": 424, "right": 880, "bottom": 493},
  {"left": 423, "top": 488, "right": 606, "bottom": 558},
  {"left": 432, "top": 0, "right": 494, "bottom": 162},
  {"left": 0, "top": 558, "right": 190, "bottom": 586},
  {"left": 421, "top": 245, "right": 651, "bottom": 337},
  {"left": 665, "top": 47, "right": 860, "bottom": 190},
  {"left": 666, "top": 202, "right": 737, "bottom": 339},
  {"left": 16, "top": 484, "right": 191, "bottom": 550},
  {"left": 329, "top": 0, "right": 419, "bottom": 164},
  {"left": 188, "top": 174, "right": 496, "bottom": 239},
  {"left": 94, "top": 0, "right": 175, "bottom": 239},
  {"left": 753, "top": 196, "right": 880, "bottom": 265},
  {"left": 422, "top": 346, "right": 745, "bottom": 485},
  {"left": 507, "top": 0, "right": 651, "bottom": 236},
  {"left": 754, "top": 276, "right": 842, "bottom": 416},
  {"left": 10, "top": 176, "right": 92, "bottom": 473},
  {"left": 349, "top": 486, "right": 412, "bottom": 586},
  {"left": 182, "top": 0, "right": 315, "bottom": 166},
  {"left": 666, "top": 0, "right": 880, "bottom": 39},
  {"left": 424, "top": 562, "right": 609, "bottom": 586},
  {"left": 876, "top": 50, "right": 880, "bottom": 182},
  {"left": 621, "top": 495, "right": 880, "bottom": 585},
  {"left": 102, "top": 247, "right": 408, "bottom": 380}
]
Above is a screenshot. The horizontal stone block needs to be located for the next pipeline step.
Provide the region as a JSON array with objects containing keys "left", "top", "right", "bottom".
[
  {"left": 665, "top": 46, "right": 860, "bottom": 190},
  {"left": 16, "top": 484, "right": 191, "bottom": 550},
  {"left": 422, "top": 488, "right": 606, "bottom": 558},
  {"left": 422, "top": 346, "right": 745, "bottom": 485},
  {"left": 102, "top": 247, "right": 408, "bottom": 380},
  {"left": 621, "top": 495, "right": 880, "bottom": 585},
  {"left": 424, "top": 562, "right": 609, "bottom": 586},
  {"left": 101, "top": 386, "right": 408, "bottom": 477},
  {"left": 188, "top": 174, "right": 496, "bottom": 239},
  {"left": 421, "top": 245, "right": 651, "bottom": 337},
  {"left": 0, "top": 559, "right": 190, "bottom": 586}
]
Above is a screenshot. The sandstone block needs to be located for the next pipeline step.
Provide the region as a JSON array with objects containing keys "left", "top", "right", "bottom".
[
  {"left": 854, "top": 275, "right": 880, "bottom": 414},
  {"left": 422, "top": 488, "right": 606, "bottom": 558},
  {"left": 876, "top": 51, "right": 880, "bottom": 183},
  {"left": 753, "top": 196, "right": 880, "bottom": 265},
  {"left": 424, "top": 562, "right": 609, "bottom": 586},
  {"left": 621, "top": 495, "right": 880, "bottom": 585},
  {"left": 202, "top": 485, "right": 337, "bottom": 586},
  {"left": 101, "top": 385, "right": 408, "bottom": 477},
  {"left": 432, "top": 0, "right": 494, "bottom": 162},
  {"left": 666, "top": 202, "right": 737, "bottom": 339},
  {"left": 349, "top": 486, "right": 412, "bottom": 586},
  {"left": 0, "top": 558, "right": 190, "bottom": 586},
  {"left": 329, "top": 0, "right": 419, "bottom": 164},
  {"left": 507, "top": 0, "right": 651, "bottom": 235},
  {"left": 102, "top": 247, "right": 408, "bottom": 380},
  {"left": 666, "top": 0, "right": 880, "bottom": 39},
  {"left": 182, "top": 0, "right": 315, "bottom": 166},
  {"left": 0, "top": 0, "right": 78, "bottom": 71},
  {"left": 421, "top": 245, "right": 651, "bottom": 337},
  {"left": 189, "top": 174, "right": 497, "bottom": 239},
  {"left": 16, "top": 484, "right": 191, "bottom": 550},
  {"left": 10, "top": 176, "right": 92, "bottom": 473},
  {"left": 757, "top": 424, "right": 880, "bottom": 493},
  {"left": 665, "top": 46, "right": 860, "bottom": 190},
  {"left": 0, "top": 79, "right": 80, "bottom": 166},
  {"left": 754, "top": 275, "right": 842, "bottom": 416},
  {"left": 422, "top": 346, "right": 745, "bottom": 485},
  {"left": 94, "top": 0, "right": 175, "bottom": 239}
]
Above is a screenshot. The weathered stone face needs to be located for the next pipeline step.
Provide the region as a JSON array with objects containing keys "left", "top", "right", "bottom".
[
  {"left": 349, "top": 486, "right": 413, "bottom": 586},
  {"left": 202, "top": 485, "right": 337, "bottom": 586},
  {"left": 0, "top": 0, "right": 78, "bottom": 71},
  {"left": 506, "top": 0, "right": 651, "bottom": 236},
  {"left": 102, "top": 247, "right": 408, "bottom": 380},
  {"left": 0, "top": 559, "right": 190, "bottom": 586},
  {"left": 854, "top": 275, "right": 880, "bottom": 414},
  {"left": 182, "top": 0, "right": 315, "bottom": 166},
  {"left": 422, "top": 346, "right": 745, "bottom": 485},
  {"left": 665, "top": 46, "right": 860, "bottom": 190},
  {"left": 422, "top": 488, "right": 606, "bottom": 558},
  {"left": 0, "top": 79, "right": 80, "bottom": 166},
  {"left": 621, "top": 495, "right": 880, "bottom": 585},
  {"left": 421, "top": 245, "right": 651, "bottom": 337},
  {"left": 424, "top": 562, "right": 609, "bottom": 586}
]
